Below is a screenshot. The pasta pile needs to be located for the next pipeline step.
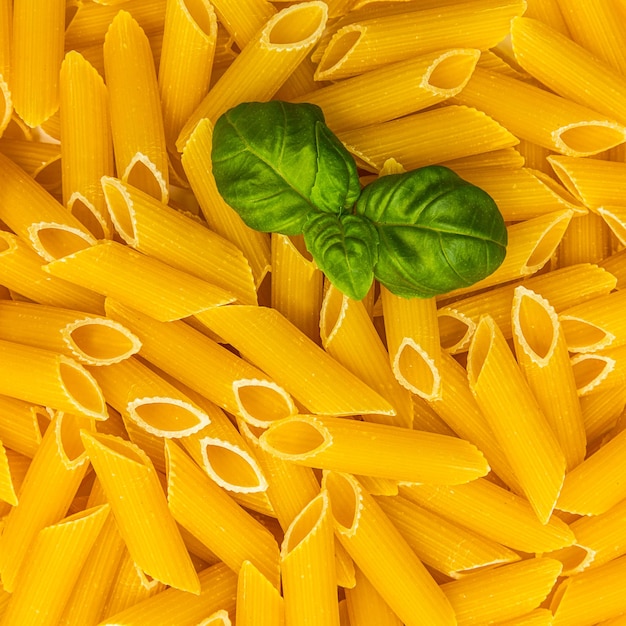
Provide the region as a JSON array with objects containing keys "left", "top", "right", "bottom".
[{"left": 1, "top": 0, "right": 626, "bottom": 624}]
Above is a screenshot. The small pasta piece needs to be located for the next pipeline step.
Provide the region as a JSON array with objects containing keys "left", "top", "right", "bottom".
[
  {"left": 260, "top": 414, "right": 489, "bottom": 484},
  {"left": 0, "top": 395, "right": 49, "bottom": 458},
  {"left": 0, "top": 300, "right": 140, "bottom": 366},
  {"left": 101, "top": 176, "right": 257, "bottom": 305},
  {"left": 209, "top": 0, "right": 276, "bottom": 48},
  {"left": 81, "top": 431, "right": 200, "bottom": 593},
  {"left": 236, "top": 561, "right": 284, "bottom": 626},
  {"left": 0, "top": 138, "right": 62, "bottom": 194},
  {"left": 176, "top": 1, "right": 328, "bottom": 149},
  {"left": 281, "top": 491, "right": 340, "bottom": 626},
  {"left": 323, "top": 471, "right": 456, "bottom": 626},
  {"left": 103, "top": 10, "right": 169, "bottom": 203},
  {"left": 44, "top": 241, "right": 235, "bottom": 322}
]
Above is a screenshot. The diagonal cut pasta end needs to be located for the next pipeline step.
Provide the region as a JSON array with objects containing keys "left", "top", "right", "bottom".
[
  {"left": 233, "top": 378, "right": 297, "bottom": 428},
  {"left": 27, "top": 221, "right": 96, "bottom": 262},
  {"left": 128, "top": 397, "right": 211, "bottom": 439},
  {"left": 122, "top": 152, "right": 169, "bottom": 205},
  {"left": 259, "top": 414, "right": 332, "bottom": 462},
  {"left": 391, "top": 337, "right": 442, "bottom": 401}
]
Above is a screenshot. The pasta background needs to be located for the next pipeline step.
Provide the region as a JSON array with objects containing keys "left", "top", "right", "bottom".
[{"left": 1, "top": 1, "right": 626, "bottom": 625}]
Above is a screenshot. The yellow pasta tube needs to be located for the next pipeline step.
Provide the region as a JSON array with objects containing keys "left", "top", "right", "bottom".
[
  {"left": 80, "top": 431, "right": 200, "bottom": 594},
  {"left": 165, "top": 440, "right": 280, "bottom": 587},
  {"left": 101, "top": 177, "right": 257, "bottom": 305},
  {"left": 454, "top": 66, "right": 626, "bottom": 156},
  {"left": 260, "top": 414, "right": 489, "bottom": 484},
  {"left": 314, "top": 0, "right": 526, "bottom": 80},
  {"left": 103, "top": 10, "right": 168, "bottom": 203},
  {"left": 344, "top": 566, "right": 403, "bottom": 626},
  {"left": 176, "top": 1, "right": 328, "bottom": 149},
  {"left": 198, "top": 305, "right": 395, "bottom": 417},
  {"left": 468, "top": 315, "right": 566, "bottom": 523},
  {"left": 210, "top": 0, "right": 276, "bottom": 48},
  {"left": 556, "top": 428, "right": 626, "bottom": 516},
  {"left": 375, "top": 494, "right": 520, "bottom": 578},
  {"left": 401, "top": 480, "right": 576, "bottom": 553},
  {"left": 59, "top": 50, "right": 115, "bottom": 240},
  {"left": 550, "top": 555, "right": 626, "bottom": 626},
  {"left": 598, "top": 206, "right": 626, "bottom": 247},
  {"left": 0, "top": 412, "right": 91, "bottom": 592},
  {"left": 323, "top": 471, "right": 456, "bottom": 626},
  {"left": 0, "top": 339, "right": 107, "bottom": 420},
  {"left": 441, "top": 557, "right": 563, "bottom": 626},
  {"left": 99, "top": 562, "right": 237, "bottom": 626},
  {"left": 512, "top": 286, "right": 586, "bottom": 470},
  {"left": 158, "top": 0, "right": 217, "bottom": 150},
  {"left": 0, "top": 137, "right": 62, "bottom": 194},
  {"left": 558, "top": 210, "right": 612, "bottom": 267},
  {"left": 438, "top": 262, "right": 617, "bottom": 353},
  {"left": 0, "top": 231, "right": 104, "bottom": 314},
  {"left": 0, "top": 152, "right": 96, "bottom": 262},
  {"left": 0, "top": 395, "right": 49, "bottom": 458},
  {"left": 381, "top": 287, "right": 442, "bottom": 401},
  {"left": 0, "top": 504, "right": 110, "bottom": 626},
  {"left": 105, "top": 300, "right": 296, "bottom": 426},
  {"left": 338, "top": 104, "right": 518, "bottom": 172},
  {"left": 44, "top": 241, "right": 235, "bottom": 322},
  {"left": 236, "top": 561, "right": 284, "bottom": 626},
  {"left": 559, "top": 289, "right": 626, "bottom": 353},
  {"left": 511, "top": 17, "right": 626, "bottom": 128},
  {"left": 294, "top": 48, "right": 480, "bottom": 132},
  {"left": 181, "top": 118, "right": 271, "bottom": 286},
  {"left": 271, "top": 233, "right": 323, "bottom": 343},
  {"left": 0, "top": 300, "right": 140, "bottom": 366},
  {"left": 10, "top": 0, "right": 64, "bottom": 126},
  {"left": 319, "top": 285, "right": 413, "bottom": 427},
  {"left": 0, "top": 444, "right": 21, "bottom": 508},
  {"left": 281, "top": 491, "right": 340, "bottom": 626}
]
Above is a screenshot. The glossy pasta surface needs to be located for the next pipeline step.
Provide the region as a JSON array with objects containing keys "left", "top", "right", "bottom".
[{"left": 1, "top": 1, "right": 626, "bottom": 625}]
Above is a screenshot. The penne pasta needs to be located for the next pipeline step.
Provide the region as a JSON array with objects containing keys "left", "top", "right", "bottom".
[
  {"left": 0, "top": 504, "right": 110, "bottom": 626},
  {"left": 314, "top": 0, "right": 526, "bottom": 80},
  {"left": 101, "top": 177, "right": 257, "bottom": 305},
  {"left": 281, "top": 491, "right": 340, "bottom": 626},
  {"left": 196, "top": 609, "right": 232, "bottom": 626},
  {"left": 271, "top": 234, "right": 323, "bottom": 343},
  {"left": 0, "top": 395, "right": 49, "bottom": 458},
  {"left": 158, "top": 0, "right": 217, "bottom": 151},
  {"left": 467, "top": 315, "right": 566, "bottom": 522},
  {"left": 338, "top": 105, "right": 518, "bottom": 173},
  {"left": 0, "top": 137, "right": 62, "bottom": 194},
  {"left": 344, "top": 566, "right": 403, "bottom": 626},
  {"left": 570, "top": 345, "right": 626, "bottom": 397},
  {"left": 210, "top": 0, "right": 276, "bottom": 48},
  {"left": 10, "top": 0, "right": 64, "bottom": 127},
  {"left": 401, "top": 480, "right": 576, "bottom": 553},
  {"left": 260, "top": 413, "right": 489, "bottom": 484},
  {"left": 197, "top": 305, "right": 396, "bottom": 417},
  {"left": 511, "top": 286, "right": 586, "bottom": 470},
  {"left": 44, "top": 241, "right": 235, "bottom": 322},
  {"left": 580, "top": 385, "right": 626, "bottom": 444},
  {"left": 0, "top": 300, "right": 140, "bottom": 366},
  {"left": 165, "top": 440, "right": 281, "bottom": 587},
  {"left": 235, "top": 561, "right": 284, "bottom": 626},
  {"left": 319, "top": 285, "right": 413, "bottom": 427},
  {"left": 294, "top": 48, "right": 480, "bottom": 133},
  {"left": 454, "top": 66, "right": 626, "bottom": 157},
  {"left": 598, "top": 205, "right": 626, "bottom": 247},
  {"left": 323, "top": 471, "right": 456, "bottom": 626},
  {"left": 176, "top": 1, "right": 328, "bottom": 149},
  {"left": 0, "top": 412, "right": 91, "bottom": 592},
  {"left": 103, "top": 10, "right": 169, "bottom": 203},
  {"left": 59, "top": 50, "right": 115, "bottom": 240},
  {"left": 441, "top": 558, "right": 563, "bottom": 626},
  {"left": 0, "top": 231, "right": 104, "bottom": 314},
  {"left": 375, "top": 494, "right": 520, "bottom": 579},
  {"left": 557, "top": 211, "right": 613, "bottom": 267},
  {"left": 0, "top": 339, "right": 107, "bottom": 420},
  {"left": 80, "top": 431, "right": 201, "bottom": 594},
  {"left": 181, "top": 118, "right": 271, "bottom": 286}
]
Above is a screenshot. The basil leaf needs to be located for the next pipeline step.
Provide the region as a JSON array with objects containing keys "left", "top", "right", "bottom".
[
  {"left": 211, "top": 101, "right": 361, "bottom": 235},
  {"left": 303, "top": 212, "right": 379, "bottom": 301},
  {"left": 356, "top": 165, "right": 507, "bottom": 298}
]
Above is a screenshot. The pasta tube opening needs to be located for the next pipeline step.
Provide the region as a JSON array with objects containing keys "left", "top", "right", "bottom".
[
  {"left": 598, "top": 206, "right": 626, "bottom": 246},
  {"left": 525, "top": 210, "right": 573, "bottom": 270},
  {"left": 58, "top": 356, "right": 107, "bottom": 420},
  {"left": 571, "top": 353, "right": 615, "bottom": 396},
  {"left": 560, "top": 316, "right": 614, "bottom": 353},
  {"left": 129, "top": 398, "right": 210, "bottom": 438},
  {"left": 0, "top": 78, "right": 11, "bottom": 136},
  {"left": 261, "top": 416, "right": 330, "bottom": 458},
  {"left": 392, "top": 338, "right": 440, "bottom": 400},
  {"left": 556, "top": 122, "right": 626, "bottom": 157},
  {"left": 28, "top": 222, "right": 95, "bottom": 262},
  {"left": 101, "top": 175, "right": 137, "bottom": 244},
  {"left": 67, "top": 193, "right": 110, "bottom": 240},
  {"left": 513, "top": 288, "right": 557, "bottom": 363},
  {"left": 426, "top": 49, "right": 480, "bottom": 92},
  {"left": 64, "top": 317, "right": 141, "bottom": 365},
  {"left": 56, "top": 413, "right": 93, "bottom": 469},
  {"left": 266, "top": 2, "right": 328, "bottom": 47},
  {"left": 438, "top": 309, "right": 475, "bottom": 353},
  {"left": 200, "top": 437, "right": 268, "bottom": 493},
  {"left": 281, "top": 491, "right": 327, "bottom": 556},
  {"left": 123, "top": 154, "right": 168, "bottom": 206},
  {"left": 183, "top": 0, "right": 214, "bottom": 34},
  {"left": 315, "top": 26, "right": 362, "bottom": 80},
  {"left": 323, "top": 471, "right": 360, "bottom": 534},
  {"left": 233, "top": 379, "right": 297, "bottom": 427}
]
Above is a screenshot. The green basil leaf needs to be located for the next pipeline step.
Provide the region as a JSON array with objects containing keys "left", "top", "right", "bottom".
[
  {"left": 356, "top": 165, "right": 507, "bottom": 298},
  {"left": 303, "top": 212, "right": 379, "bottom": 301},
  {"left": 211, "top": 101, "right": 361, "bottom": 235}
]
